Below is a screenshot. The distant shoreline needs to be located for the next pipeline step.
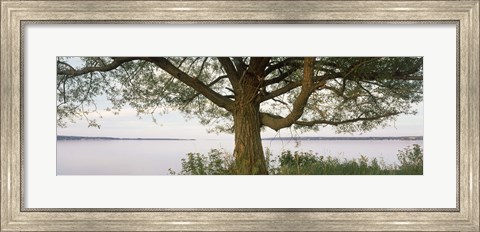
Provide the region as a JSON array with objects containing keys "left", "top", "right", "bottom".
[
  {"left": 58, "top": 135, "right": 422, "bottom": 141},
  {"left": 263, "top": 136, "right": 423, "bottom": 141},
  {"left": 57, "top": 135, "right": 195, "bottom": 141}
]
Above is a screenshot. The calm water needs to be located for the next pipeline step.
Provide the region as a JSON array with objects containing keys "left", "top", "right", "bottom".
[{"left": 56, "top": 139, "right": 423, "bottom": 175}]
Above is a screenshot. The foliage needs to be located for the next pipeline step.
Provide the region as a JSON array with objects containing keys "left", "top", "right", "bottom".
[
  {"left": 396, "top": 144, "right": 423, "bottom": 175},
  {"left": 168, "top": 148, "right": 235, "bottom": 175},
  {"left": 170, "top": 144, "right": 423, "bottom": 175},
  {"left": 268, "top": 151, "right": 393, "bottom": 175},
  {"left": 57, "top": 57, "right": 423, "bottom": 134}
]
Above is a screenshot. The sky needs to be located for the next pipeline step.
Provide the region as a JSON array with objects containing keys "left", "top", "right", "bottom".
[{"left": 57, "top": 100, "right": 424, "bottom": 139}]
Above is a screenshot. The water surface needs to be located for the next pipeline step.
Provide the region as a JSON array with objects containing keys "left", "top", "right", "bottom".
[{"left": 57, "top": 139, "right": 423, "bottom": 175}]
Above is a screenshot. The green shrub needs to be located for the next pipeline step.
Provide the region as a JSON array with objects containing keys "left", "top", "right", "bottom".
[
  {"left": 396, "top": 144, "right": 423, "bottom": 175},
  {"left": 169, "top": 148, "right": 234, "bottom": 175},
  {"left": 170, "top": 144, "right": 423, "bottom": 175}
]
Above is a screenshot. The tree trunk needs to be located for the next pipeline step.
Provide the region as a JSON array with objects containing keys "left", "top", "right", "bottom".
[
  {"left": 230, "top": 57, "right": 271, "bottom": 175},
  {"left": 232, "top": 101, "right": 268, "bottom": 175}
]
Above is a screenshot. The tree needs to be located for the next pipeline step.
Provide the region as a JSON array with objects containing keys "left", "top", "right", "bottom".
[{"left": 57, "top": 57, "right": 423, "bottom": 175}]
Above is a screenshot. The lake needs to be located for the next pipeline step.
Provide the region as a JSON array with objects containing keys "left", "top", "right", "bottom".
[{"left": 56, "top": 139, "right": 423, "bottom": 175}]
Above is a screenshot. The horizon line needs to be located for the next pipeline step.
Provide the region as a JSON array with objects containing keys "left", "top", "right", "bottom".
[{"left": 57, "top": 135, "right": 423, "bottom": 140}]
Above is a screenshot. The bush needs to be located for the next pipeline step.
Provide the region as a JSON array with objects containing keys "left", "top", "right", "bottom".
[
  {"left": 269, "top": 151, "right": 396, "bottom": 175},
  {"left": 396, "top": 144, "right": 423, "bottom": 175},
  {"left": 169, "top": 148, "right": 234, "bottom": 175},
  {"left": 170, "top": 144, "right": 423, "bottom": 175}
]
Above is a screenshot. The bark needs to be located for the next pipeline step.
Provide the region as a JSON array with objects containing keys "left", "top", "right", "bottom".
[
  {"left": 231, "top": 63, "right": 269, "bottom": 175},
  {"left": 232, "top": 101, "right": 267, "bottom": 175}
]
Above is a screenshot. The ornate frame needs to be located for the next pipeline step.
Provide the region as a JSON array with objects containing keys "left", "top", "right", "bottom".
[{"left": 1, "top": 1, "right": 479, "bottom": 231}]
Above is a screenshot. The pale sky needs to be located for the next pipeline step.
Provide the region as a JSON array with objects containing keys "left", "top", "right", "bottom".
[{"left": 57, "top": 101, "right": 424, "bottom": 139}]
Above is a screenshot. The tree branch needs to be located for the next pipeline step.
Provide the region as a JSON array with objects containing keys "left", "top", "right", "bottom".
[
  {"left": 261, "top": 111, "right": 400, "bottom": 131},
  {"left": 56, "top": 57, "right": 138, "bottom": 77},
  {"left": 217, "top": 57, "right": 241, "bottom": 90},
  {"left": 293, "top": 111, "right": 400, "bottom": 127},
  {"left": 258, "top": 82, "right": 302, "bottom": 103},
  {"left": 259, "top": 57, "right": 316, "bottom": 130},
  {"left": 57, "top": 61, "right": 76, "bottom": 73},
  {"left": 264, "top": 68, "right": 296, "bottom": 86},
  {"left": 344, "top": 57, "right": 382, "bottom": 77},
  {"left": 180, "top": 75, "right": 229, "bottom": 106},
  {"left": 265, "top": 57, "right": 302, "bottom": 75},
  {"left": 389, "top": 75, "right": 423, "bottom": 81},
  {"left": 249, "top": 57, "right": 271, "bottom": 74},
  {"left": 232, "top": 57, "right": 247, "bottom": 75},
  {"left": 198, "top": 57, "right": 209, "bottom": 78},
  {"left": 353, "top": 74, "right": 423, "bottom": 82},
  {"left": 146, "top": 57, "right": 234, "bottom": 111},
  {"left": 258, "top": 75, "right": 328, "bottom": 103}
]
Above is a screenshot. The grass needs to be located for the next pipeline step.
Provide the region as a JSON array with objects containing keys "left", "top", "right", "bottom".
[{"left": 169, "top": 144, "right": 423, "bottom": 175}]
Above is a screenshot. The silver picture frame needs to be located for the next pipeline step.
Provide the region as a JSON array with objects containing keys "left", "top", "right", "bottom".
[{"left": 1, "top": 1, "right": 478, "bottom": 231}]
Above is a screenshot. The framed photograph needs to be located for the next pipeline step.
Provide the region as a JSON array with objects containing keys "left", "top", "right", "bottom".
[{"left": 1, "top": 0, "right": 478, "bottom": 231}]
